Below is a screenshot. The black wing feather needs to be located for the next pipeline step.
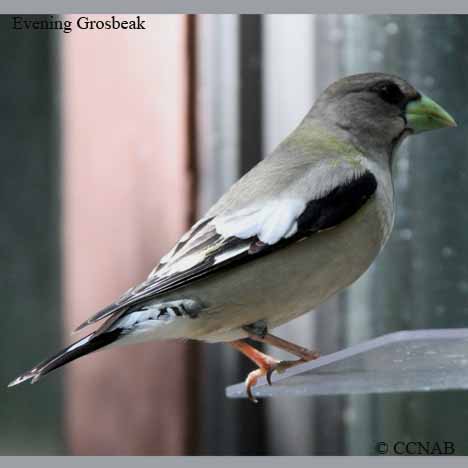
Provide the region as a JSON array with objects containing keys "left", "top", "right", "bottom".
[
  {"left": 76, "top": 171, "right": 377, "bottom": 331},
  {"left": 297, "top": 170, "right": 377, "bottom": 231}
]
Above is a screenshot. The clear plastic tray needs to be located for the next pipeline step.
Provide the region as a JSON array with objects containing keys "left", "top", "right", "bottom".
[{"left": 226, "top": 328, "right": 468, "bottom": 399}]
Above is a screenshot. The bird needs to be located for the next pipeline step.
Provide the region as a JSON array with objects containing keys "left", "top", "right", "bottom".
[{"left": 9, "top": 73, "right": 456, "bottom": 402}]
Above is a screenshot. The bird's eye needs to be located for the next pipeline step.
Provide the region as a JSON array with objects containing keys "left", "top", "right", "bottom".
[{"left": 371, "top": 82, "right": 405, "bottom": 105}]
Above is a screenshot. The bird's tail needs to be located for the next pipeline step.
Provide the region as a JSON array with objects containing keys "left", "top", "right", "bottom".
[{"left": 8, "top": 329, "right": 121, "bottom": 387}]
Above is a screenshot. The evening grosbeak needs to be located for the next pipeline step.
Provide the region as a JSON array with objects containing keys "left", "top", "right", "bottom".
[{"left": 10, "top": 73, "right": 456, "bottom": 402}]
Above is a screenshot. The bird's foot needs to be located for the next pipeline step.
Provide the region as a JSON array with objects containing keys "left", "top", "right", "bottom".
[
  {"left": 245, "top": 356, "right": 318, "bottom": 403},
  {"left": 244, "top": 361, "right": 277, "bottom": 403},
  {"left": 230, "top": 339, "right": 320, "bottom": 403}
]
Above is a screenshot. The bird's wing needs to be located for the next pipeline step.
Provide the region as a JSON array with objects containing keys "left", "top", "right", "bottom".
[{"left": 74, "top": 163, "right": 377, "bottom": 332}]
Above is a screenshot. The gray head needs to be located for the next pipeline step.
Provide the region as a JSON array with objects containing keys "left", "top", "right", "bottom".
[{"left": 310, "top": 72, "right": 456, "bottom": 154}]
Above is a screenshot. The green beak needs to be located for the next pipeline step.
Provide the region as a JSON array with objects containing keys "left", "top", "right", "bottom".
[{"left": 406, "top": 94, "right": 457, "bottom": 133}]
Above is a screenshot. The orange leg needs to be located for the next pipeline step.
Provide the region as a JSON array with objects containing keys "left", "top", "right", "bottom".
[
  {"left": 248, "top": 333, "right": 320, "bottom": 361},
  {"left": 229, "top": 340, "right": 279, "bottom": 403},
  {"left": 229, "top": 339, "right": 317, "bottom": 403}
]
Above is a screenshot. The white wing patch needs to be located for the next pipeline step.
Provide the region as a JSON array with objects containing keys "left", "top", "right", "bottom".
[
  {"left": 148, "top": 160, "right": 368, "bottom": 285},
  {"left": 72, "top": 158, "right": 373, "bottom": 333},
  {"left": 214, "top": 198, "right": 306, "bottom": 245},
  {"left": 151, "top": 199, "right": 306, "bottom": 283}
]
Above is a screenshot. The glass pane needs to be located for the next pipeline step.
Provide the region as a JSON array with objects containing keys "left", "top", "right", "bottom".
[{"left": 337, "top": 14, "right": 468, "bottom": 455}]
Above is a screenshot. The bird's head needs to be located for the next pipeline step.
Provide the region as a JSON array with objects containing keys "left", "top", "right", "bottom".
[{"left": 311, "top": 72, "right": 456, "bottom": 154}]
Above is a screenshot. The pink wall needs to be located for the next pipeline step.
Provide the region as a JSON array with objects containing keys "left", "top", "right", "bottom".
[{"left": 62, "top": 15, "right": 197, "bottom": 454}]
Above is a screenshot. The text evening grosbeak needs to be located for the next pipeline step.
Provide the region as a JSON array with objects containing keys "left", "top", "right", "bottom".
[{"left": 10, "top": 73, "right": 457, "bottom": 402}]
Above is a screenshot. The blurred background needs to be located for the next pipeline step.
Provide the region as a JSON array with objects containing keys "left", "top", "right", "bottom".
[{"left": 1, "top": 14, "right": 468, "bottom": 455}]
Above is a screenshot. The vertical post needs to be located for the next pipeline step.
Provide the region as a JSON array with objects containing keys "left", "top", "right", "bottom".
[
  {"left": 236, "top": 13, "right": 267, "bottom": 454},
  {"left": 262, "top": 14, "right": 318, "bottom": 455},
  {"left": 239, "top": 15, "right": 263, "bottom": 174},
  {"left": 196, "top": 14, "right": 241, "bottom": 455},
  {"left": 196, "top": 14, "right": 267, "bottom": 455},
  {"left": 0, "top": 15, "right": 63, "bottom": 454},
  {"left": 62, "top": 15, "right": 197, "bottom": 454}
]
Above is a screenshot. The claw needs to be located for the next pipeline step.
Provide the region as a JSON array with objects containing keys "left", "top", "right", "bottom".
[
  {"left": 248, "top": 358, "right": 309, "bottom": 398},
  {"left": 245, "top": 368, "right": 267, "bottom": 403},
  {"left": 229, "top": 339, "right": 320, "bottom": 404},
  {"left": 247, "top": 385, "right": 258, "bottom": 403},
  {"left": 266, "top": 368, "right": 274, "bottom": 386}
]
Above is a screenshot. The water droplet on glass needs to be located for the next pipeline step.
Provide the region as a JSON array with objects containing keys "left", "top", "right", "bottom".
[
  {"left": 399, "top": 228, "right": 413, "bottom": 241},
  {"left": 385, "top": 22, "right": 399, "bottom": 35},
  {"left": 441, "top": 246, "right": 455, "bottom": 258}
]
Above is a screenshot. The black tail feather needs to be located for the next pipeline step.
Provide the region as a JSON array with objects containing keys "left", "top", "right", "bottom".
[{"left": 8, "top": 329, "right": 122, "bottom": 387}]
